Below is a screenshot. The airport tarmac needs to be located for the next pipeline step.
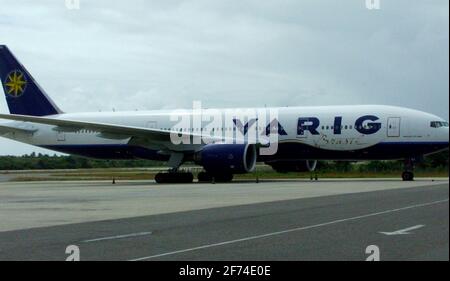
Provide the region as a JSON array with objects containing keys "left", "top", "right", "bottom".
[{"left": 0, "top": 179, "right": 448, "bottom": 260}]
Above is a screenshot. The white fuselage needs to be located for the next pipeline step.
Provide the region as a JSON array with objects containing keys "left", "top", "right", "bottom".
[{"left": 1, "top": 105, "right": 448, "bottom": 161}]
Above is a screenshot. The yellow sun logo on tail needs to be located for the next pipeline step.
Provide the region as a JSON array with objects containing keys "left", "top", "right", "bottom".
[{"left": 4, "top": 70, "right": 27, "bottom": 97}]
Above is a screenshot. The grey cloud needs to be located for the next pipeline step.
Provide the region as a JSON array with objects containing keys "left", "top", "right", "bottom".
[{"left": 0, "top": 0, "right": 448, "bottom": 155}]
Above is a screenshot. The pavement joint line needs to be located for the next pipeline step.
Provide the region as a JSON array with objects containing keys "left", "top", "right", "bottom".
[
  {"left": 129, "top": 198, "right": 449, "bottom": 261},
  {"left": 81, "top": 231, "right": 153, "bottom": 243}
]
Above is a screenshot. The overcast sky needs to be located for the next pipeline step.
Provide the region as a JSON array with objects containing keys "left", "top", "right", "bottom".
[{"left": 0, "top": 0, "right": 448, "bottom": 155}]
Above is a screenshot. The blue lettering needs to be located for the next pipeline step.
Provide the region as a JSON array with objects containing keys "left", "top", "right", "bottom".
[
  {"left": 233, "top": 118, "right": 258, "bottom": 135},
  {"left": 265, "top": 119, "right": 288, "bottom": 136},
  {"left": 355, "top": 115, "right": 381, "bottom": 135},
  {"left": 334, "top": 116, "right": 342, "bottom": 135},
  {"left": 298, "top": 117, "right": 320, "bottom": 135}
]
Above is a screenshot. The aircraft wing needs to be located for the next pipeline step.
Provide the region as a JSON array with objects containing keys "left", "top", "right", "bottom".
[
  {"left": 0, "top": 123, "right": 38, "bottom": 135},
  {"left": 0, "top": 113, "right": 266, "bottom": 146}
]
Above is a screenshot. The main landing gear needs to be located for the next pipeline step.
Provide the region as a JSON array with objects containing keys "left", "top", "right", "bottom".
[
  {"left": 155, "top": 171, "right": 234, "bottom": 184},
  {"left": 402, "top": 158, "right": 415, "bottom": 181},
  {"left": 198, "top": 172, "right": 234, "bottom": 183},
  {"left": 154, "top": 152, "right": 193, "bottom": 184},
  {"left": 155, "top": 171, "right": 194, "bottom": 183}
]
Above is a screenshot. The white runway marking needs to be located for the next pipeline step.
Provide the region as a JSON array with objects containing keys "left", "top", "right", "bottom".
[
  {"left": 82, "top": 231, "right": 153, "bottom": 243},
  {"left": 379, "top": 224, "right": 425, "bottom": 235},
  {"left": 129, "top": 198, "right": 449, "bottom": 261}
]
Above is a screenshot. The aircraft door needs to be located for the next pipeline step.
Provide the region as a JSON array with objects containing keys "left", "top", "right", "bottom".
[{"left": 387, "top": 117, "right": 401, "bottom": 137}]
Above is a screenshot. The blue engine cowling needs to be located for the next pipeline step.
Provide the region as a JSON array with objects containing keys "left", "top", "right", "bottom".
[{"left": 195, "top": 144, "right": 257, "bottom": 174}]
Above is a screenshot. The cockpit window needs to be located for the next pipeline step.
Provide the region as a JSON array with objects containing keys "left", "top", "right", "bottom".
[{"left": 430, "top": 121, "right": 449, "bottom": 128}]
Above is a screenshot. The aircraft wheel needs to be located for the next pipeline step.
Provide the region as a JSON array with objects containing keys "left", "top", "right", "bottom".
[
  {"left": 155, "top": 172, "right": 193, "bottom": 184},
  {"left": 213, "top": 174, "right": 234, "bottom": 183},
  {"left": 155, "top": 172, "right": 164, "bottom": 183},
  {"left": 198, "top": 172, "right": 213, "bottom": 183},
  {"left": 179, "top": 172, "right": 194, "bottom": 183},
  {"left": 402, "top": 171, "right": 414, "bottom": 181}
]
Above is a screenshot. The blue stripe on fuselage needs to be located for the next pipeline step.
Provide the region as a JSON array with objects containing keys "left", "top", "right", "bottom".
[
  {"left": 260, "top": 141, "right": 449, "bottom": 161},
  {"left": 39, "top": 144, "right": 169, "bottom": 161},
  {"left": 40, "top": 141, "right": 449, "bottom": 162}
]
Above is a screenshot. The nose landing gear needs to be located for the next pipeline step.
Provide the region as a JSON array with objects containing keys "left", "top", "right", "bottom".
[
  {"left": 309, "top": 172, "right": 318, "bottom": 181},
  {"left": 401, "top": 171, "right": 414, "bottom": 181},
  {"left": 402, "top": 158, "right": 415, "bottom": 181}
]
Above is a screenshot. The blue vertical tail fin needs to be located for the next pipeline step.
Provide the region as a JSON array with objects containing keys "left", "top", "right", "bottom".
[{"left": 0, "top": 45, "right": 62, "bottom": 116}]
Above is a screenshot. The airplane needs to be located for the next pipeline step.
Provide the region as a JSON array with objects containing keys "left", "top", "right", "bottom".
[{"left": 0, "top": 45, "right": 448, "bottom": 183}]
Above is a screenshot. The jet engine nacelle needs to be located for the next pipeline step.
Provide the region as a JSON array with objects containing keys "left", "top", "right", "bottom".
[
  {"left": 268, "top": 160, "right": 318, "bottom": 173},
  {"left": 194, "top": 144, "right": 257, "bottom": 174}
]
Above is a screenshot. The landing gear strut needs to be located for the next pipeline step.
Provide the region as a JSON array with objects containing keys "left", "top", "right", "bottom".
[
  {"left": 310, "top": 172, "right": 318, "bottom": 181},
  {"left": 307, "top": 160, "right": 318, "bottom": 181},
  {"left": 154, "top": 152, "right": 193, "bottom": 184},
  {"left": 402, "top": 158, "right": 415, "bottom": 181}
]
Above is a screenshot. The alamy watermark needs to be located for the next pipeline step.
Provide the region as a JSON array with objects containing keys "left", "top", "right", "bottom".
[
  {"left": 365, "top": 0, "right": 381, "bottom": 10},
  {"left": 169, "top": 101, "right": 279, "bottom": 155},
  {"left": 365, "top": 245, "right": 380, "bottom": 261},
  {"left": 65, "top": 0, "right": 80, "bottom": 10},
  {"left": 65, "top": 245, "right": 80, "bottom": 261}
]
